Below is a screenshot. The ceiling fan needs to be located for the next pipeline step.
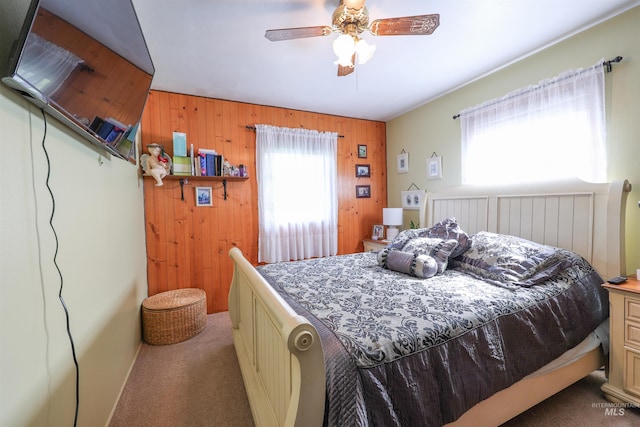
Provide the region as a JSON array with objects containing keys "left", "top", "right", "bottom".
[{"left": 265, "top": 0, "right": 440, "bottom": 76}]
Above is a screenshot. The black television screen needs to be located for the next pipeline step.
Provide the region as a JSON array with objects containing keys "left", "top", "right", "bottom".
[{"left": 0, "top": 0, "right": 154, "bottom": 161}]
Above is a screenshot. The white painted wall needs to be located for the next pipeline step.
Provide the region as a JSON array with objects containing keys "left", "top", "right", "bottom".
[
  {"left": 387, "top": 6, "right": 640, "bottom": 275},
  {"left": 0, "top": 84, "right": 148, "bottom": 426}
]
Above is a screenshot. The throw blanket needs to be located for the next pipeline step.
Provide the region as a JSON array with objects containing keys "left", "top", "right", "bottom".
[{"left": 257, "top": 251, "right": 607, "bottom": 426}]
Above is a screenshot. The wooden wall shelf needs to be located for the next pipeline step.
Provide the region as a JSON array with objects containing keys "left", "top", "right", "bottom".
[
  {"left": 143, "top": 174, "right": 248, "bottom": 200},
  {"left": 161, "top": 175, "right": 248, "bottom": 182}
]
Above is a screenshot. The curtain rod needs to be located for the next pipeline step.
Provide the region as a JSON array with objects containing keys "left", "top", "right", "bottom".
[
  {"left": 452, "top": 55, "right": 623, "bottom": 120},
  {"left": 246, "top": 125, "right": 344, "bottom": 138}
]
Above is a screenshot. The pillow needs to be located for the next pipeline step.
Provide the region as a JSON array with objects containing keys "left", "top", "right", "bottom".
[
  {"left": 385, "top": 227, "right": 430, "bottom": 250},
  {"left": 386, "top": 217, "right": 472, "bottom": 259},
  {"left": 423, "top": 217, "right": 472, "bottom": 258},
  {"left": 402, "top": 237, "right": 459, "bottom": 274},
  {"left": 377, "top": 249, "right": 438, "bottom": 279},
  {"left": 450, "top": 231, "right": 572, "bottom": 287}
]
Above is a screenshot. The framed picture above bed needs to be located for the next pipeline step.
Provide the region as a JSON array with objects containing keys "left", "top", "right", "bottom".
[
  {"left": 427, "top": 155, "right": 442, "bottom": 180},
  {"left": 397, "top": 152, "right": 409, "bottom": 173},
  {"left": 401, "top": 190, "right": 425, "bottom": 211}
]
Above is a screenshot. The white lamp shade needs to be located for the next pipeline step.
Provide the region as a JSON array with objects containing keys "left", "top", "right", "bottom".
[
  {"left": 383, "top": 208, "right": 403, "bottom": 226},
  {"left": 333, "top": 34, "right": 356, "bottom": 66},
  {"left": 355, "top": 39, "right": 376, "bottom": 64}
]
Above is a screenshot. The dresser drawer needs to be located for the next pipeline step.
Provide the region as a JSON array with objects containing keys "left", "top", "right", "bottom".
[
  {"left": 626, "top": 321, "right": 640, "bottom": 349},
  {"left": 626, "top": 297, "right": 640, "bottom": 323},
  {"left": 625, "top": 348, "right": 640, "bottom": 398}
]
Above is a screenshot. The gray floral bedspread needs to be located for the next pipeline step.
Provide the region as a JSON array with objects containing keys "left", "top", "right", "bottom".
[{"left": 257, "top": 250, "right": 608, "bottom": 426}]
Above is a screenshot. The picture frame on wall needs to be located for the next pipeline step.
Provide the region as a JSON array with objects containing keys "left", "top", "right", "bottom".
[
  {"left": 356, "top": 185, "right": 371, "bottom": 198},
  {"left": 355, "top": 164, "right": 370, "bottom": 177},
  {"left": 195, "top": 186, "right": 212, "bottom": 206},
  {"left": 358, "top": 144, "right": 367, "bottom": 158},
  {"left": 427, "top": 155, "right": 443, "bottom": 180},
  {"left": 397, "top": 152, "right": 409, "bottom": 173},
  {"left": 401, "top": 190, "right": 425, "bottom": 211}
]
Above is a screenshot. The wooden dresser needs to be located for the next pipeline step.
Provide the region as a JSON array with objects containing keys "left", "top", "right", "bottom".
[
  {"left": 362, "top": 238, "right": 388, "bottom": 252},
  {"left": 602, "top": 276, "right": 640, "bottom": 405}
]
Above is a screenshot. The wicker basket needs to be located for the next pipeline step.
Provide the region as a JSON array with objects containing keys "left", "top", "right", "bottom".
[{"left": 142, "top": 288, "right": 207, "bottom": 345}]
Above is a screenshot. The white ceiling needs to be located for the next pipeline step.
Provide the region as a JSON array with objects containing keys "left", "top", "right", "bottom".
[{"left": 131, "top": 0, "right": 640, "bottom": 122}]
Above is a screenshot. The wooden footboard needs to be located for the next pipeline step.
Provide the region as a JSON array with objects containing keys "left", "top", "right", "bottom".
[{"left": 228, "top": 247, "right": 325, "bottom": 427}]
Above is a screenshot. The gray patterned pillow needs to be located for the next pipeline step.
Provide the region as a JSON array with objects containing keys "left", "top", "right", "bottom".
[
  {"left": 424, "top": 217, "right": 472, "bottom": 258},
  {"left": 402, "top": 237, "right": 459, "bottom": 275},
  {"left": 377, "top": 249, "right": 439, "bottom": 279},
  {"left": 450, "top": 231, "right": 572, "bottom": 287},
  {"left": 385, "top": 227, "right": 430, "bottom": 250}
]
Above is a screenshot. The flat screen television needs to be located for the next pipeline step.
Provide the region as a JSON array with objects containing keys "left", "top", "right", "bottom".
[{"left": 0, "top": 0, "right": 154, "bottom": 162}]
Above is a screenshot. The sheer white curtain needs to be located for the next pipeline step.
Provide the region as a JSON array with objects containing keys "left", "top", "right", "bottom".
[
  {"left": 17, "top": 33, "right": 83, "bottom": 96},
  {"left": 256, "top": 124, "right": 338, "bottom": 263},
  {"left": 460, "top": 60, "right": 606, "bottom": 184}
]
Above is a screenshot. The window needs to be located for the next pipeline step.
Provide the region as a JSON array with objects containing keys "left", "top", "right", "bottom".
[
  {"left": 256, "top": 125, "right": 338, "bottom": 263},
  {"left": 460, "top": 61, "right": 606, "bottom": 185}
]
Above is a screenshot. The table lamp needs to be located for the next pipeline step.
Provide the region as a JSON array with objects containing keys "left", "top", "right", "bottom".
[{"left": 383, "top": 208, "right": 403, "bottom": 241}]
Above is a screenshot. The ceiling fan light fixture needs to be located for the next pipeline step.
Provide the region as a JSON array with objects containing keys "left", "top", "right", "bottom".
[
  {"left": 333, "top": 34, "right": 356, "bottom": 66},
  {"left": 264, "top": 1, "right": 440, "bottom": 76},
  {"left": 355, "top": 38, "right": 375, "bottom": 64}
]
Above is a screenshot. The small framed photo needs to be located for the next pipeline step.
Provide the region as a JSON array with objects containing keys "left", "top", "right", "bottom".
[
  {"left": 356, "top": 185, "right": 371, "bottom": 198},
  {"left": 402, "top": 190, "right": 425, "bottom": 211},
  {"left": 397, "top": 152, "right": 409, "bottom": 173},
  {"left": 195, "top": 186, "right": 212, "bottom": 206},
  {"left": 427, "top": 156, "right": 443, "bottom": 180},
  {"left": 355, "top": 164, "right": 370, "bottom": 177},
  {"left": 358, "top": 144, "right": 367, "bottom": 158},
  {"left": 372, "top": 224, "right": 384, "bottom": 240}
]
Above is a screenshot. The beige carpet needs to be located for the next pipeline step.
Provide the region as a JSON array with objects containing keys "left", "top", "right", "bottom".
[
  {"left": 110, "top": 312, "right": 640, "bottom": 426},
  {"left": 109, "top": 312, "right": 254, "bottom": 427}
]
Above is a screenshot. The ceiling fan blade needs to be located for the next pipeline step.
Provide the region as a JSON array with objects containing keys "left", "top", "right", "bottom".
[
  {"left": 369, "top": 14, "right": 440, "bottom": 36},
  {"left": 337, "top": 53, "right": 356, "bottom": 77},
  {"left": 265, "top": 26, "right": 332, "bottom": 41},
  {"left": 337, "top": 64, "right": 355, "bottom": 76}
]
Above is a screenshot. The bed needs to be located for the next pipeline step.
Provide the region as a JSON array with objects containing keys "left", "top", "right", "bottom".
[{"left": 228, "top": 179, "right": 631, "bottom": 426}]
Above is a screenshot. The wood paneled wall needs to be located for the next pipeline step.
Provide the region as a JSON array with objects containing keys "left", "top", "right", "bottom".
[{"left": 140, "top": 90, "right": 386, "bottom": 313}]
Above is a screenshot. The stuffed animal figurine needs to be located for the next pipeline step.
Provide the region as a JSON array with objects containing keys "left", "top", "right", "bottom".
[{"left": 140, "top": 143, "right": 172, "bottom": 186}]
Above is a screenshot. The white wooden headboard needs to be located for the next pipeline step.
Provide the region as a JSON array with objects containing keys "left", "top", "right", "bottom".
[{"left": 420, "top": 179, "right": 631, "bottom": 280}]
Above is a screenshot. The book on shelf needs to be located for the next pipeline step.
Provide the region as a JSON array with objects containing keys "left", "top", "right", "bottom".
[
  {"left": 194, "top": 148, "right": 227, "bottom": 177},
  {"left": 215, "top": 154, "right": 223, "bottom": 176},
  {"left": 197, "top": 148, "right": 216, "bottom": 176},
  {"left": 198, "top": 152, "right": 207, "bottom": 175},
  {"left": 173, "top": 131, "right": 187, "bottom": 157},
  {"left": 205, "top": 153, "right": 216, "bottom": 176},
  {"left": 173, "top": 156, "right": 191, "bottom": 176},
  {"left": 190, "top": 144, "right": 195, "bottom": 175}
]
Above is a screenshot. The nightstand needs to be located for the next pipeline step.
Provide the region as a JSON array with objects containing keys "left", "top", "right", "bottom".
[
  {"left": 602, "top": 276, "right": 640, "bottom": 405},
  {"left": 362, "top": 238, "right": 388, "bottom": 252}
]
